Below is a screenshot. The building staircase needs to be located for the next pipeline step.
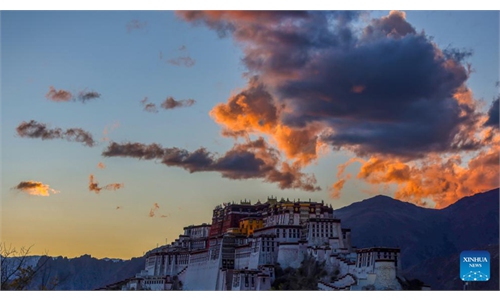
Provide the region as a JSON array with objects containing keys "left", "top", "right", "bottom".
[
  {"left": 318, "top": 273, "right": 356, "bottom": 291},
  {"left": 177, "top": 265, "right": 188, "bottom": 276}
]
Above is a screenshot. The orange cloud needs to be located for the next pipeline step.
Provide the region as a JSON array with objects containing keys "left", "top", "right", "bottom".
[
  {"left": 209, "top": 78, "right": 325, "bottom": 166},
  {"left": 179, "top": 11, "right": 499, "bottom": 204},
  {"left": 332, "top": 142, "right": 499, "bottom": 208},
  {"left": 329, "top": 157, "right": 363, "bottom": 199},
  {"left": 330, "top": 178, "right": 346, "bottom": 199},
  {"left": 149, "top": 203, "right": 162, "bottom": 218},
  {"left": 97, "top": 162, "right": 105, "bottom": 169},
  {"left": 357, "top": 157, "right": 410, "bottom": 184},
  {"left": 46, "top": 86, "right": 72, "bottom": 102},
  {"left": 351, "top": 85, "right": 365, "bottom": 93},
  {"left": 13, "top": 181, "right": 60, "bottom": 196},
  {"left": 88, "top": 174, "right": 124, "bottom": 194},
  {"left": 101, "top": 121, "right": 120, "bottom": 142},
  {"left": 394, "top": 147, "right": 499, "bottom": 208}
]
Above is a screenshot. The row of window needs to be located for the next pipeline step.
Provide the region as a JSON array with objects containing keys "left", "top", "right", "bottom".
[
  {"left": 276, "top": 228, "right": 299, "bottom": 239},
  {"left": 144, "top": 280, "right": 163, "bottom": 285},
  {"left": 311, "top": 232, "right": 330, "bottom": 238},
  {"left": 311, "top": 223, "right": 336, "bottom": 229},
  {"left": 357, "top": 252, "right": 398, "bottom": 268}
]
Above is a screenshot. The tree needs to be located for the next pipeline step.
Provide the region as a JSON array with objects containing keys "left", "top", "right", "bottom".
[
  {"left": 397, "top": 276, "right": 426, "bottom": 290},
  {"left": 171, "top": 275, "right": 183, "bottom": 290},
  {"left": 271, "top": 255, "right": 328, "bottom": 290},
  {"left": 1, "top": 243, "right": 57, "bottom": 290}
]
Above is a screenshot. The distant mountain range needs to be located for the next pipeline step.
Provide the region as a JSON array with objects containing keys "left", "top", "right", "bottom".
[
  {"left": 2, "top": 254, "right": 145, "bottom": 291},
  {"left": 335, "top": 188, "right": 499, "bottom": 290}
]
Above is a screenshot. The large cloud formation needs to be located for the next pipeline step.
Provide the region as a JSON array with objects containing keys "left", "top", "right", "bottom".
[
  {"left": 177, "top": 10, "right": 499, "bottom": 208},
  {"left": 12, "top": 181, "right": 60, "bottom": 196},
  {"left": 102, "top": 138, "right": 320, "bottom": 191},
  {"left": 16, "top": 120, "right": 97, "bottom": 147}
]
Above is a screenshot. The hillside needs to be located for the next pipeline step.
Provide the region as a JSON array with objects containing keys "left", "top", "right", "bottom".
[
  {"left": 6, "top": 255, "right": 147, "bottom": 290},
  {"left": 335, "top": 188, "right": 499, "bottom": 290}
]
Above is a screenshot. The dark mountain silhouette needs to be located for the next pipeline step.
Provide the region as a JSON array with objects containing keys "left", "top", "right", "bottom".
[
  {"left": 25, "top": 254, "right": 145, "bottom": 290},
  {"left": 406, "top": 244, "right": 499, "bottom": 290},
  {"left": 335, "top": 188, "right": 499, "bottom": 290}
]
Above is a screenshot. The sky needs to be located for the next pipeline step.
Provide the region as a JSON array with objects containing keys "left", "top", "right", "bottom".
[{"left": 1, "top": 8, "right": 499, "bottom": 259}]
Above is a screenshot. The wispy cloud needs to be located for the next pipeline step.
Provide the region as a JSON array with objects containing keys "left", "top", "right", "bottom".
[
  {"left": 140, "top": 97, "right": 159, "bottom": 113},
  {"left": 45, "top": 86, "right": 101, "bottom": 103},
  {"left": 12, "top": 180, "right": 60, "bottom": 196},
  {"left": 101, "top": 121, "right": 120, "bottom": 142},
  {"left": 167, "top": 56, "right": 195, "bottom": 67},
  {"left": 16, "top": 120, "right": 97, "bottom": 147},
  {"left": 76, "top": 89, "right": 101, "bottom": 103},
  {"left": 149, "top": 203, "right": 161, "bottom": 217},
  {"left": 126, "top": 19, "right": 148, "bottom": 33},
  {"left": 46, "top": 86, "right": 72, "bottom": 102},
  {"left": 140, "top": 96, "right": 196, "bottom": 113},
  {"left": 149, "top": 203, "right": 169, "bottom": 218},
  {"left": 88, "top": 174, "right": 124, "bottom": 194},
  {"left": 160, "top": 97, "right": 196, "bottom": 110},
  {"left": 166, "top": 45, "right": 196, "bottom": 67},
  {"left": 102, "top": 137, "right": 320, "bottom": 191},
  {"left": 97, "top": 162, "right": 106, "bottom": 169}
]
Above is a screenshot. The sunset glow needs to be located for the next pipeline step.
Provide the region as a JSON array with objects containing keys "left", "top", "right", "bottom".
[{"left": 1, "top": 9, "right": 498, "bottom": 260}]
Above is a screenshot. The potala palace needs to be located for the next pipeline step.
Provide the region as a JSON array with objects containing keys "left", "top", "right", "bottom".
[{"left": 109, "top": 197, "right": 403, "bottom": 291}]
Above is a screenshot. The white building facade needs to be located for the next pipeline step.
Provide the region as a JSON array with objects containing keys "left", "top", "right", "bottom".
[{"left": 118, "top": 197, "right": 402, "bottom": 291}]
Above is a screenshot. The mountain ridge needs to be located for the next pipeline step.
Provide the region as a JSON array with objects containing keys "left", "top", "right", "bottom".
[{"left": 335, "top": 188, "right": 499, "bottom": 290}]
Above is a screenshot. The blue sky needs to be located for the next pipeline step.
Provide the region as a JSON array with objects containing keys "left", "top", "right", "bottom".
[{"left": 1, "top": 9, "right": 499, "bottom": 258}]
